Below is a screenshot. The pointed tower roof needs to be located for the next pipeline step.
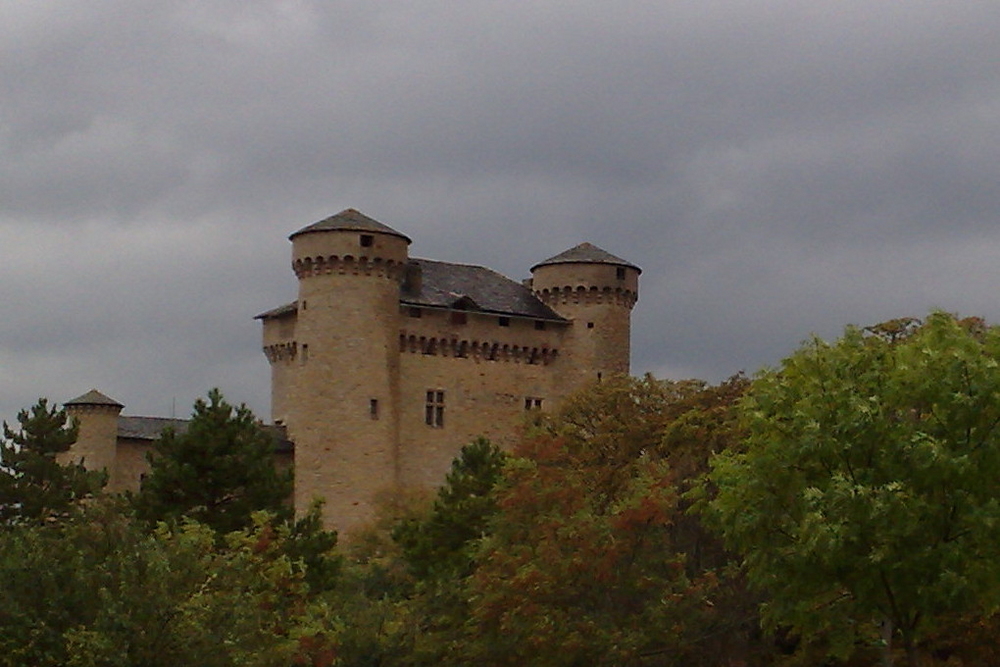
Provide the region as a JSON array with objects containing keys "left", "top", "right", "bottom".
[
  {"left": 65, "top": 389, "right": 124, "bottom": 409},
  {"left": 289, "top": 208, "right": 411, "bottom": 243},
  {"left": 531, "top": 242, "right": 641, "bottom": 273}
]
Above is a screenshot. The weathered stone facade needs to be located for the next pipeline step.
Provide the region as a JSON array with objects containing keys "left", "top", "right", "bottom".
[{"left": 63, "top": 208, "right": 640, "bottom": 534}]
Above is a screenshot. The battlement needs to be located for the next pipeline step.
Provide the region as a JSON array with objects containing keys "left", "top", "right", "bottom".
[{"left": 292, "top": 255, "right": 406, "bottom": 280}]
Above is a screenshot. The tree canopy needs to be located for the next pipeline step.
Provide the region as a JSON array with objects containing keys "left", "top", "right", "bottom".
[
  {"left": 133, "top": 389, "right": 292, "bottom": 534},
  {"left": 710, "top": 312, "right": 1000, "bottom": 666}
]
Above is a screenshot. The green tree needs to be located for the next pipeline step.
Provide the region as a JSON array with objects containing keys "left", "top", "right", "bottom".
[
  {"left": 710, "top": 312, "right": 1000, "bottom": 666},
  {"left": 392, "top": 437, "right": 507, "bottom": 581},
  {"left": 0, "top": 499, "right": 338, "bottom": 667},
  {"left": 0, "top": 398, "right": 105, "bottom": 525},
  {"left": 133, "top": 389, "right": 292, "bottom": 535}
]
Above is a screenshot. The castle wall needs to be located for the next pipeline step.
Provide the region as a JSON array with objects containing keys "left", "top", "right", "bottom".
[
  {"left": 110, "top": 439, "right": 154, "bottom": 493},
  {"left": 396, "top": 307, "right": 567, "bottom": 488}
]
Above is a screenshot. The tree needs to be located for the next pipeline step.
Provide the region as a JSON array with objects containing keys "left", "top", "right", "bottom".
[
  {"left": 710, "top": 312, "right": 1000, "bottom": 666},
  {"left": 133, "top": 389, "right": 292, "bottom": 535},
  {"left": 459, "top": 376, "right": 766, "bottom": 667},
  {"left": 0, "top": 398, "right": 105, "bottom": 525},
  {"left": 392, "top": 437, "right": 507, "bottom": 581},
  {"left": 0, "top": 499, "right": 338, "bottom": 667}
]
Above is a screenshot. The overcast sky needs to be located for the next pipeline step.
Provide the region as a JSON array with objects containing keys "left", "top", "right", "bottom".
[{"left": 4, "top": 1, "right": 1000, "bottom": 422}]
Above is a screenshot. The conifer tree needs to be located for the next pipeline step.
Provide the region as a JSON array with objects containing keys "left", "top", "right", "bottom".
[
  {"left": 0, "top": 398, "right": 105, "bottom": 525},
  {"left": 134, "top": 389, "right": 292, "bottom": 534}
]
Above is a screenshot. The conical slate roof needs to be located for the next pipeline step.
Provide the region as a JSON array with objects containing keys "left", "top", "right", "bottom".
[
  {"left": 289, "top": 208, "right": 411, "bottom": 243},
  {"left": 531, "top": 242, "right": 640, "bottom": 273},
  {"left": 65, "top": 389, "right": 124, "bottom": 409}
]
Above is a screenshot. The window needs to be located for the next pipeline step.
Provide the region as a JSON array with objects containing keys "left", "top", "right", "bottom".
[
  {"left": 360, "top": 234, "right": 374, "bottom": 247},
  {"left": 301, "top": 344, "right": 309, "bottom": 364},
  {"left": 534, "top": 320, "right": 546, "bottom": 331},
  {"left": 451, "top": 311, "right": 467, "bottom": 325},
  {"left": 370, "top": 399, "right": 379, "bottom": 420},
  {"left": 408, "top": 307, "right": 422, "bottom": 318},
  {"left": 524, "top": 397, "right": 543, "bottom": 410},
  {"left": 302, "top": 300, "right": 307, "bottom": 310},
  {"left": 616, "top": 267, "right": 626, "bottom": 280},
  {"left": 498, "top": 317, "right": 510, "bottom": 327},
  {"left": 425, "top": 390, "right": 445, "bottom": 427},
  {"left": 587, "top": 322, "right": 595, "bottom": 329}
]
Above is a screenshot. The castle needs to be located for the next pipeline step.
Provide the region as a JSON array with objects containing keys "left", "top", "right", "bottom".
[{"left": 63, "top": 209, "right": 640, "bottom": 532}]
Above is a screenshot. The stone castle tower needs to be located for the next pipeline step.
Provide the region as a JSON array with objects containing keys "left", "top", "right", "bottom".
[
  {"left": 258, "top": 209, "right": 640, "bottom": 532},
  {"left": 62, "top": 208, "right": 640, "bottom": 534}
]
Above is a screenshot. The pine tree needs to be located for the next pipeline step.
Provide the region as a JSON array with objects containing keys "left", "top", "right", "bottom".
[
  {"left": 0, "top": 398, "right": 105, "bottom": 525},
  {"left": 133, "top": 389, "right": 292, "bottom": 535}
]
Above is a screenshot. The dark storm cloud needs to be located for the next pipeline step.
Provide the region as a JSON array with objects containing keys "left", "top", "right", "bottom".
[{"left": 4, "top": 1, "right": 1000, "bottom": 420}]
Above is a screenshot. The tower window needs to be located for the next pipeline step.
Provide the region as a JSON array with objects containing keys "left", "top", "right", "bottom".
[
  {"left": 587, "top": 322, "right": 595, "bottom": 329},
  {"left": 425, "top": 390, "right": 445, "bottom": 427},
  {"left": 360, "top": 234, "right": 374, "bottom": 247},
  {"left": 498, "top": 317, "right": 510, "bottom": 327},
  {"left": 301, "top": 344, "right": 309, "bottom": 364},
  {"left": 524, "top": 397, "right": 543, "bottom": 410},
  {"left": 534, "top": 320, "right": 546, "bottom": 331},
  {"left": 616, "top": 267, "right": 626, "bottom": 280},
  {"left": 370, "top": 399, "right": 379, "bottom": 420}
]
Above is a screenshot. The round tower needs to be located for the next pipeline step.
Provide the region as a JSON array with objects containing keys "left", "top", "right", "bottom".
[
  {"left": 530, "top": 243, "right": 640, "bottom": 391},
  {"left": 285, "top": 208, "right": 410, "bottom": 532},
  {"left": 62, "top": 389, "right": 123, "bottom": 486}
]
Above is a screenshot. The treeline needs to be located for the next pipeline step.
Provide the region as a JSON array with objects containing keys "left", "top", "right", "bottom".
[{"left": 2, "top": 312, "right": 1000, "bottom": 666}]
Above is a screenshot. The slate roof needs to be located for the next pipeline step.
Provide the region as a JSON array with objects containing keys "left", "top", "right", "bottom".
[
  {"left": 531, "top": 242, "right": 641, "bottom": 273},
  {"left": 116, "top": 416, "right": 293, "bottom": 453},
  {"left": 65, "top": 389, "right": 124, "bottom": 409},
  {"left": 401, "top": 259, "right": 566, "bottom": 321},
  {"left": 289, "top": 208, "right": 411, "bottom": 243},
  {"left": 257, "top": 258, "right": 567, "bottom": 322}
]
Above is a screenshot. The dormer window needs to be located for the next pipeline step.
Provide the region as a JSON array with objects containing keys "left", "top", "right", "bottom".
[{"left": 360, "top": 234, "right": 374, "bottom": 247}]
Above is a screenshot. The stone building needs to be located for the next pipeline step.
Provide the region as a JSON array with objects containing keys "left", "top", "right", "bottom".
[{"left": 64, "top": 208, "right": 640, "bottom": 532}]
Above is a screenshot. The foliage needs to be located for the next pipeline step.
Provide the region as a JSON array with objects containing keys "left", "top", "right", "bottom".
[
  {"left": 710, "top": 312, "right": 1000, "bottom": 665},
  {"left": 0, "top": 398, "right": 105, "bottom": 526},
  {"left": 0, "top": 499, "right": 338, "bottom": 667},
  {"left": 459, "top": 375, "right": 768, "bottom": 666},
  {"left": 133, "top": 388, "right": 292, "bottom": 535},
  {"left": 392, "top": 437, "right": 506, "bottom": 581}
]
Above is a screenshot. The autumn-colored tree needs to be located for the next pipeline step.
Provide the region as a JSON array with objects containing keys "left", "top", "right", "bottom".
[
  {"left": 710, "top": 312, "right": 1000, "bottom": 667},
  {"left": 460, "top": 375, "right": 766, "bottom": 666}
]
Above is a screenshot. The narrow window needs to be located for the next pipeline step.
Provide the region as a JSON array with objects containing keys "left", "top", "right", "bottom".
[
  {"left": 425, "top": 390, "right": 445, "bottom": 427},
  {"left": 301, "top": 344, "right": 309, "bottom": 364},
  {"left": 534, "top": 320, "right": 546, "bottom": 331},
  {"left": 499, "top": 317, "right": 510, "bottom": 327},
  {"left": 451, "top": 311, "right": 467, "bottom": 325},
  {"left": 370, "top": 399, "right": 379, "bottom": 420},
  {"left": 616, "top": 267, "right": 626, "bottom": 280},
  {"left": 360, "top": 234, "right": 374, "bottom": 247},
  {"left": 302, "top": 300, "right": 307, "bottom": 310}
]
